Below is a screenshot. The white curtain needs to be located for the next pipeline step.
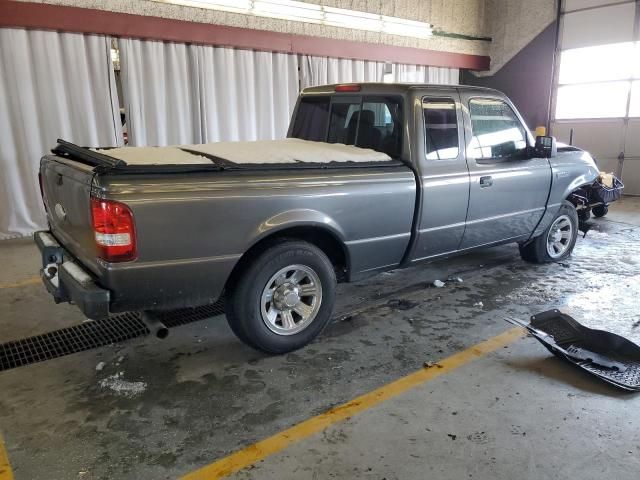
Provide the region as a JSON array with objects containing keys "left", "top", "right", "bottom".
[
  {"left": 300, "top": 55, "right": 385, "bottom": 88},
  {"left": 119, "top": 40, "right": 202, "bottom": 146},
  {"left": 0, "top": 29, "right": 122, "bottom": 240},
  {"left": 119, "top": 39, "right": 300, "bottom": 145},
  {"left": 390, "top": 64, "right": 459, "bottom": 84},
  {"left": 299, "top": 55, "right": 459, "bottom": 88},
  {"left": 197, "top": 46, "right": 299, "bottom": 142}
]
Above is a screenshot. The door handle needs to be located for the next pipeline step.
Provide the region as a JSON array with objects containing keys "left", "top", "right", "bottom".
[{"left": 479, "top": 176, "right": 493, "bottom": 187}]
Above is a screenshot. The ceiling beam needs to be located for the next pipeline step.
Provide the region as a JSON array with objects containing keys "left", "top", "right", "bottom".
[{"left": 0, "top": 0, "right": 490, "bottom": 70}]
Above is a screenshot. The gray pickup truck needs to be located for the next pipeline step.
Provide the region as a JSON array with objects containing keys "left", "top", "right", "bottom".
[{"left": 36, "top": 83, "right": 599, "bottom": 353}]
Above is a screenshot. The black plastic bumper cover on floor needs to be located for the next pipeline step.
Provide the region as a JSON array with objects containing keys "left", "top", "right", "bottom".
[{"left": 507, "top": 310, "right": 640, "bottom": 391}]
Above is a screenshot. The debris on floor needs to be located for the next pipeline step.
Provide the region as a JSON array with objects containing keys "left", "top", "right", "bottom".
[
  {"left": 95, "top": 361, "right": 106, "bottom": 372},
  {"left": 423, "top": 361, "right": 443, "bottom": 369},
  {"left": 433, "top": 280, "right": 445, "bottom": 288},
  {"left": 506, "top": 310, "right": 640, "bottom": 391},
  {"left": 473, "top": 301, "right": 484, "bottom": 308},
  {"left": 98, "top": 372, "right": 147, "bottom": 398}
]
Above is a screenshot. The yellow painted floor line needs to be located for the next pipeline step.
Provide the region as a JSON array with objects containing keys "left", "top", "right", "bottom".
[
  {"left": 0, "top": 435, "right": 14, "bottom": 480},
  {"left": 0, "top": 277, "right": 40, "bottom": 290},
  {"left": 182, "top": 327, "right": 525, "bottom": 480}
]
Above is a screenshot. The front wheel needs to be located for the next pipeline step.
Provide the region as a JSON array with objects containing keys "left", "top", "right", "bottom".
[
  {"left": 226, "top": 241, "right": 336, "bottom": 354},
  {"left": 519, "top": 200, "right": 579, "bottom": 263}
]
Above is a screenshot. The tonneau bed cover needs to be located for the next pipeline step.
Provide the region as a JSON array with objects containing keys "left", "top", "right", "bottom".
[{"left": 95, "top": 138, "right": 392, "bottom": 166}]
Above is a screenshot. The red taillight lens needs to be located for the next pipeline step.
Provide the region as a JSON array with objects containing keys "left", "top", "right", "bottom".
[
  {"left": 38, "top": 172, "right": 47, "bottom": 211},
  {"left": 91, "top": 197, "right": 137, "bottom": 262},
  {"left": 335, "top": 84, "right": 361, "bottom": 92}
]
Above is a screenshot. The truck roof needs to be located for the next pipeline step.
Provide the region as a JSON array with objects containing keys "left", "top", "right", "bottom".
[{"left": 301, "top": 83, "right": 503, "bottom": 96}]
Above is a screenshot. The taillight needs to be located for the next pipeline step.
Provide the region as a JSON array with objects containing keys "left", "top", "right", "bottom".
[
  {"left": 38, "top": 172, "right": 47, "bottom": 211},
  {"left": 91, "top": 197, "right": 137, "bottom": 262}
]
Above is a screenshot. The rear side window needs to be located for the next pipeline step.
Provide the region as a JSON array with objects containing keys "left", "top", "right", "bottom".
[
  {"left": 423, "top": 98, "right": 459, "bottom": 160},
  {"left": 468, "top": 98, "right": 528, "bottom": 160},
  {"left": 291, "top": 95, "right": 403, "bottom": 158},
  {"left": 290, "top": 96, "right": 331, "bottom": 142},
  {"left": 329, "top": 97, "right": 403, "bottom": 157}
]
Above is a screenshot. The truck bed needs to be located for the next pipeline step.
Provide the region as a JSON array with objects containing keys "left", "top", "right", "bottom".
[{"left": 41, "top": 140, "right": 416, "bottom": 314}]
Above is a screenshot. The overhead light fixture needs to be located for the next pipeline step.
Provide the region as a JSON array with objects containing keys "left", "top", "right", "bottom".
[
  {"left": 158, "top": 0, "right": 252, "bottom": 14},
  {"left": 253, "top": 0, "right": 323, "bottom": 23},
  {"left": 152, "top": 0, "right": 433, "bottom": 39},
  {"left": 323, "top": 6, "right": 382, "bottom": 31}
]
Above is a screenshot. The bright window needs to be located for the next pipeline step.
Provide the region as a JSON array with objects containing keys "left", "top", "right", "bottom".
[
  {"left": 628, "top": 81, "right": 640, "bottom": 117},
  {"left": 558, "top": 43, "right": 634, "bottom": 84},
  {"left": 556, "top": 82, "right": 630, "bottom": 119},
  {"left": 555, "top": 42, "right": 640, "bottom": 119}
]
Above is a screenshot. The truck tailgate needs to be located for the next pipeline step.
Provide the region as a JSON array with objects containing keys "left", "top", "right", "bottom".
[{"left": 40, "top": 156, "right": 99, "bottom": 274}]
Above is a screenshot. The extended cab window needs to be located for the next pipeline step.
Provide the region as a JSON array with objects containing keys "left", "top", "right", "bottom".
[
  {"left": 327, "top": 97, "right": 403, "bottom": 157},
  {"left": 469, "top": 98, "right": 528, "bottom": 161},
  {"left": 291, "top": 95, "right": 403, "bottom": 158},
  {"left": 423, "top": 98, "right": 459, "bottom": 160}
]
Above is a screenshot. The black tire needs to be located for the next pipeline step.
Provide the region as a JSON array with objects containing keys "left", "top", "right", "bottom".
[
  {"left": 226, "top": 241, "right": 336, "bottom": 354},
  {"left": 519, "top": 200, "right": 579, "bottom": 264},
  {"left": 592, "top": 204, "right": 609, "bottom": 217},
  {"left": 578, "top": 208, "right": 591, "bottom": 222}
]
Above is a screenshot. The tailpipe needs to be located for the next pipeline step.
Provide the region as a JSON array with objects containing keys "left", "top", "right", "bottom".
[{"left": 141, "top": 311, "right": 169, "bottom": 339}]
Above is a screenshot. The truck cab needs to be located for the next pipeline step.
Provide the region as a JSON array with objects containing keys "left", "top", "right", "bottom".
[{"left": 289, "top": 83, "right": 593, "bottom": 264}]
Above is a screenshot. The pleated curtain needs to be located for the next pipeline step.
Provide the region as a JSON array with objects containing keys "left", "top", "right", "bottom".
[
  {"left": 300, "top": 55, "right": 385, "bottom": 88},
  {"left": 119, "top": 39, "right": 202, "bottom": 146},
  {"left": 390, "top": 63, "right": 460, "bottom": 84},
  {"left": 196, "top": 46, "right": 299, "bottom": 142},
  {"left": 300, "top": 55, "right": 459, "bottom": 88},
  {"left": 119, "top": 39, "right": 300, "bottom": 146},
  {"left": 0, "top": 30, "right": 461, "bottom": 239},
  {"left": 0, "top": 29, "right": 122, "bottom": 239}
]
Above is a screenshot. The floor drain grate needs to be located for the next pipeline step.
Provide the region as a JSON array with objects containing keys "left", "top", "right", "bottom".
[{"left": 0, "top": 300, "right": 225, "bottom": 372}]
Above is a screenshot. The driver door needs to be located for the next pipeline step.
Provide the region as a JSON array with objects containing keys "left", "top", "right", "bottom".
[{"left": 459, "top": 94, "right": 552, "bottom": 249}]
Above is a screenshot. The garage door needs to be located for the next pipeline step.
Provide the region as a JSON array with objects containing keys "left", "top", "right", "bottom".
[{"left": 551, "top": 0, "right": 640, "bottom": 195}]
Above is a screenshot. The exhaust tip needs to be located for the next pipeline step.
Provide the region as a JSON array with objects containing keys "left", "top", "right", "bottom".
[{"left": 141, "top": 311, "right": 169, "bottom": 340}]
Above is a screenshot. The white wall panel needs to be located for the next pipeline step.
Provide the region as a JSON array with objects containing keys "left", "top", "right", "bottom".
[
  {"left": 564, "top": 0, "right": 631, "bottom": 12},
  {"left": 561, "top": 2, "right": 635, "bottom": 49},
  {"left": 622, "top": 120, "right": 640, "bottom": 194},
  {"left": 552, "top": 120, "right": 625, "bottom": 157},
  {"left": 622, "top": 119, "right": 640, "bottom": 156}
]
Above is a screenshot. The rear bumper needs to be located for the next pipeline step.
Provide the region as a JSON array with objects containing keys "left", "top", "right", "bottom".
[{"left": 35, "top": 231, "right": 111, "bottom": 320}]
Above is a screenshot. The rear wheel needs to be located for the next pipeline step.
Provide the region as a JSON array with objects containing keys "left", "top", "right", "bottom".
[
  {"left": 226, "top": 241, "right": 336, "bottom": 354},
  {"left": 592, "top": 204, "right": 609, "bottom": 217},
  {"left": 519, "top": 200, "right": 579, "bottom": 263}
]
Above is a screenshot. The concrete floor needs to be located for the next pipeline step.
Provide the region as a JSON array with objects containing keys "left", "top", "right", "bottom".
[{"left": 1, "top": 197, "right": 639, "bottom": 479}]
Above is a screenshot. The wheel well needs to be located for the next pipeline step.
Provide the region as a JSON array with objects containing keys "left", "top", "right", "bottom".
[
  {"left": 567, "top": 186, "right": 590, "bottom": 209},
  {"left": 225, "top": 227, "right": 349, "bottom": 291}
]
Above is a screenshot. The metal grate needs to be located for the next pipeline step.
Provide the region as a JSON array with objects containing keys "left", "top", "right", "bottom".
[{"left": 0, "top": 300, "right": 225, "bottom": 372}]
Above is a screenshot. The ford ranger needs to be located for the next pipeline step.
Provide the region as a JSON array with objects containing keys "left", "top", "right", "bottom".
[{"left": 35, "top": 83, "right": 599, "bottom": 353}]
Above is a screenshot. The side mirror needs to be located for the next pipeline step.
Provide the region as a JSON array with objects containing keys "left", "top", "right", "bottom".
[{"left": 535, "top": 135, "right": 557, "bottom": 158}]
